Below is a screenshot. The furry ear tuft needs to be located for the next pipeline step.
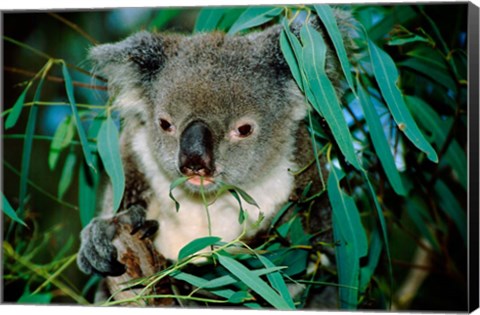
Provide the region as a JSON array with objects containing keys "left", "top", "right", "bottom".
[
  {"left": 90, "top": 31, "right": 170, "bottom": 83},
  {"left": 89, "top": 31, "right": 179, "bottom": 116}
]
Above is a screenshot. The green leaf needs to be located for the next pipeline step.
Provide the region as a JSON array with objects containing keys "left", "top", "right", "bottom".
[
  {"left": 5, "top": 81, "right": 32, "bottom": 129},
  {"left": 194, "top": 8, "right": 228, "bottom": 32},
  {"left": 2, "top": 193, "right": 27, "bottom": 227},
  {"left": 18, "top": 291, "right": 52, "bottom": 304},
  {"left": 399, "top": 58, "right": 457, "bottom": 93},
  {"left": 204, "top": 265, "right": 286, "bottom": 289},
  {"left": 280, "top": 28, "right": 304, "bottom": 91},
  {"left": 280, "top": 18, "right": 317, "bottom": 110},
  {"left": 169, "top": 176, "right": 189, "bottom": 212},
  {"left": 79, "top": 158, "right": 99, "bottom": 227},
  {"left": 328, "top": 167, "right": 367, "bottom": 309},
  {"left": 269, "top": 201, "right": 294, "bottom": 231},
  {"left": 314, "top": 4, "right": 355, "bottom": 93},
  {"left": 62, "top": 63, "right": 96, "bottom": 172},
  {"left": 227, "top": 6, "right": 283, "bottom": 36},
  {"left": 178, "top": 236, "right": 221, "bottom": 261},
  {"left": 387, "top": 35, "right": 431, "bottom": 46},
  {"left": 171, "top": 271, "right": 237, "bottom": 299},
  {"left": 172, "top": 266, "right": 286, "bottom": 302},
  {"left": 57, "top": 149, "right": 77, "bottom": 200},
  {"left": 217, "top": 8, "right": 246, "bottom": 31},
  {"left": 301, "top": 23, "right": 362, "bottom": 170},
  {"left": 434, "top": 180, "right": 467, "bottom": 245},
  {"left": 361, "top": 172, "right": 393, "bottom": 306},
  {"left": 404, "top": 96, "right": 466, "bottom": 190},
  {"left": 359, "top": 228, "right": 383, "bottom": 293},
  {"left": 257, "top": 255, "right": 295, "bottom": 309},
  {"left": 217, "top": 253, "right": 294, "bottom": 310},
  {"left": 281, "top": 248, "right": 308, "bottom": 277},
  {"left": 48, "top": 115, "right": 75, "bottom": 170},
  {"left": 357, "top": 80, "right": 406, "bottom": 196},
  {"left": 367, "top": 6, "right": 417, "bottom": 41},
  {"left": 367, "top": 40, "right": 438, "bottom": 163},
  {"left": 18, "top": 69, "right": 46, "bottom": 216},
  {"left": 406, "top": 196, "right": 440, "bottom": 251},
  {"left": 97, "top": 116, "right": 125, "bottom": 212},
  {"left": 228, "top": 291, "right": 253, "bottom": 303},
  {"left": 216, "top": 182, "right": 259, "bottom": 224},
  {"left": 228, "top": 189, "right": 246, "bottom": 224},
  {"left": 149, "top": 9, "right": 180, "bottom": 30}
]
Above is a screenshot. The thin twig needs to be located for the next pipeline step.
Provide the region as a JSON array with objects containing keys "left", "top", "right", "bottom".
[
  {"left": 3, "top": 160, "right": 79, "bottom": 211},
  {"left": 4, "top": 66, "right": 107, "bottom": 91},
  {"left": 48, "top": 12, "right": 99, "bottom": 46}
]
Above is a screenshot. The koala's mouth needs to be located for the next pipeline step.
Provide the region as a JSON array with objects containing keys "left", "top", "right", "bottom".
[{"left": 186, "top": 175, "right": 215, "bottom": 187}]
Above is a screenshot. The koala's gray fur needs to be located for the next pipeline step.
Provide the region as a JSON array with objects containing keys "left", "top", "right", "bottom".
[{"left": 77, "top": 8, "right": 357, "bottom": 307}]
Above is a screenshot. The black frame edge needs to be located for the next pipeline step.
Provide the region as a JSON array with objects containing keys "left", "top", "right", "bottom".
[{"left": 468, "top": 1, "right": 480, "bottom": 313}]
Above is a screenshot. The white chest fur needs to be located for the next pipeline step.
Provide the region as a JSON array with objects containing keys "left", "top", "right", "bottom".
[{"left": 131, "top": 128, "right": 295, "bottom": 261}]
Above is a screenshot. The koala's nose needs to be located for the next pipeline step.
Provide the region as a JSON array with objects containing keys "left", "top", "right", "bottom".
[{"left": 179, "top": 120, "right": 215, "bottom": 177}]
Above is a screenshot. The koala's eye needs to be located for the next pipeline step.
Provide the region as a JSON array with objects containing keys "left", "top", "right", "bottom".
[
  {"left": 229, "top": 119, "right": 256, "bottom": 141},
  {"left": 159, "top": 118, "right": 174, "bottom": 132},
  {"left": 237, "top": 124, "right": 253, "bottom": 137}
]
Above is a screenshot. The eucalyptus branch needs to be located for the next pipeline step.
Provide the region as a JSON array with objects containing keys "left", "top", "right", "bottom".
[
  {"left": 4, "top": 66, "right": 107, "bottom": 90},
  {"left": 48, "top": 13, "right": 99, "bottom": 45},
  {"left": 3, "top": 160, "right": 79, "bottom": 210}
]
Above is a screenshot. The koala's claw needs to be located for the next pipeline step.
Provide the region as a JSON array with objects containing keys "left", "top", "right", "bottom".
[
  {"left": 77, "top": 205, "right": 157, "bottom": 277},
  {"left": 138, "top": 220, "right": 159, "bottom": 240}
]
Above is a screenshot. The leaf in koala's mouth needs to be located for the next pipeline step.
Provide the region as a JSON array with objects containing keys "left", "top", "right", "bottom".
[{"left": 169, "top": 176, "right": 190, "bottom": 212}]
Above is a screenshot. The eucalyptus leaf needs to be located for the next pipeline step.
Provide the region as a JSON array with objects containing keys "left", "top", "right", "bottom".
[
  {"left": 328, "top": 167, "right": 367, "bottom": 309},
  {"left": 227, "top": 7, "right": 283, "bottom": 36},
  {"left": 229, "top": 291, "right": 254, "bottom": 303},
  {"left": 280, "top": 28, "right": 304, "bottom": 91},
  {"left": 359, "top": 228, "right": 383, "bottom": 293},
  {"left": 57, "top": 149, "right": 77, "bottom": 200},
  {"left": 169, "top": 176, "right": 189, "bottom": 212},
  {"left": 171, "top": 271, "right": 237, "bottom": 299},
  {"left": 399, "top": 58, "right": 457, "bottom": 93},
  {"left": 79, "top": 158, "right": 99, "bottom": 227},
  {"left": 314, "top": 4, "right": 355, "bottom": 93},
  {"left": 5, "top": 81, "right": 32, "bottom": 129},
  {"left": 367, "top": 6, "right": 417, "bottom": 41},
  {"left": 178, "top": 236, "right": 221, "bottom": 261},
  {"left": 18, "top": 68, "right": 46, "bottom": 216},
  {"left": 97, "top": 116, "right": 125, "bottom": 213},
  {"left": 2, "top": 193, "right": 27, "bottom": 227},
  {"left": 357, "top": 80, "right": 406, "bottom": 196},
  {"left": 149, "top": 9, "right": 180, "bottom": 30},
  {"left": 301, "top": 23, "right": 362, "bottom": 170},
  {"left": 387, "top": 35, "right": 431, "bottom": 46},
  {"left": 194, "top": 8, "right": 228, "bottom": 32},
  {"left": 48, "top": 115, "right": 75, "bottom": 170},
  {"left": 18, "top": 291, "right": 52, "bottom": 304},
  {"left": 434, "top": 180, "right": 467, "bottom": 245},
  {"left": 367, "top": 40, "right": 438, "bottom": 163},
  {"left": 258, "top": 255, "right": 295, "bottom": 309},
  {"left": 280, "top": 18, "right": 317, "bottom": 111},
  {"left": 62, "top": 63, "right": 96, "bottom": 173},
  {"left": 217, "top": 253, "right": 294, "bottom": 310},
  {"left": 406, "top": 197, "right": 440, "bottom": 251},
  {"left": 404, "top": 96, "right": 466, "bottom": 190}
]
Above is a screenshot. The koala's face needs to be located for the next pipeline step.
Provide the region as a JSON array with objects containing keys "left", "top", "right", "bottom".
[{"left": 92, "top": 29, "right": 306, "bottom": 193}]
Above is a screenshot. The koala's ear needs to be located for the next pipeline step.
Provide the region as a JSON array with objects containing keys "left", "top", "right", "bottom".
[
  {"left": 247, "top": 25, "right": 290, "bottom": 77},
  {"left": 90, "top": 31, "right": 178, "bottom": 85},
  {"left": 90, "top": 31, "right": 179, "bottom": 115}
]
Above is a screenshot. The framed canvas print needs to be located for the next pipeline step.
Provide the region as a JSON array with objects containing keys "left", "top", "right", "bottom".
[{"left": 1, "top": 0, "right": 479, "bottom": 313}]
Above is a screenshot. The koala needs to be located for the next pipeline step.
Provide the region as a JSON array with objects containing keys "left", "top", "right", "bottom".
[{"left": 77, "top": 8, "right": 355, "bottom": 301}]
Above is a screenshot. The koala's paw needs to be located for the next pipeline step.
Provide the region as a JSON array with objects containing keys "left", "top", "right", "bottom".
[{"left": 76, "top": 205, "right": 159, "bottom": 277}]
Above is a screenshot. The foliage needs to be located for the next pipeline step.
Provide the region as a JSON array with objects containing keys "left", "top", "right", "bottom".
[{"left": 2, "top": 3, "right": 468, "bottom": 311}]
